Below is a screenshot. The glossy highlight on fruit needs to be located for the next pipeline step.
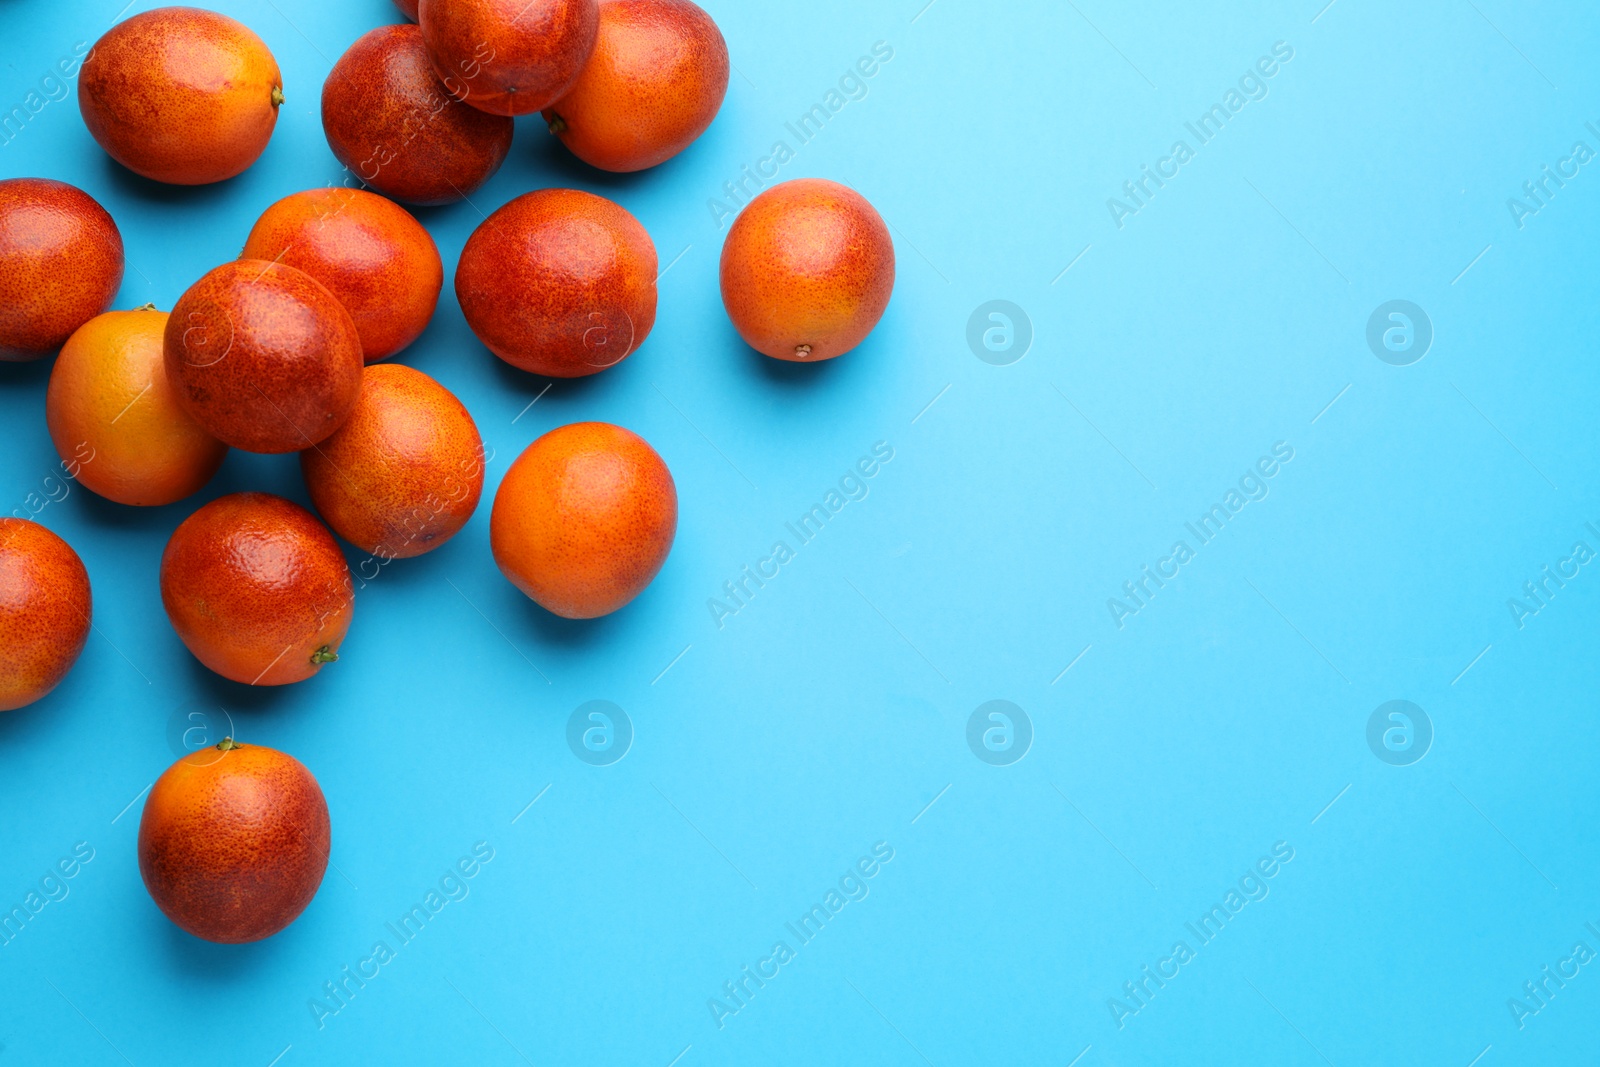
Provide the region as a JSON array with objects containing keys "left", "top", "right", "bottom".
[
  {"left": 79, "top": 8, "right": 284, "bottom": 185},
  {"left": 419, "top": 0, "right": 599, "bottom": 116},
  {"left": 0, "top": 519, "right": 91, "bottom": 712},
  {"left": 322, "top": 24, "right": 514, "bottom": 207},
  {"left": 543, "top": 0, "right": 729, "bottom": 172},
  {"left": 160, "top": 493, "right": 353, "bottom": 686},
  {"left": 302, "top": 364, "right": 485, "bottom": 559},
  {"left": 491, "top": 422, "right": 676, "bottom": 618},
  {"left": 243, "top": 188, "right": 443, "bottom": 362},
  {"left": 139, "top": 739, "right": 330, "bottom": 943},
  {"left": 720, "top": 178, "right": 895, "bottom": 362},
  {"left": 165, "top": 260, "right": 364, "bottom": 454},
  {"left": 0, "top": 179, "right": 123, "bottom": 361},
  {"left": 456, "top": 189, "right": 656, "bottom": 377},
  {"left": 47, "top": 308, "right": 227, "bottom": 506}
]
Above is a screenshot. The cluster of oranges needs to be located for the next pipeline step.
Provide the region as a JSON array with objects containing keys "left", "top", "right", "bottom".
[{"left": 0, "top": 0, "right": 895, "bottom": 944}]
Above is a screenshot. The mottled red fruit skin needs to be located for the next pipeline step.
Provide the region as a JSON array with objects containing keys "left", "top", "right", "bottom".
[
  {"left": 543, "top": 0, "right": 729, "bottom": 172},
  {"left": 242, "top": 188, "right": 443, "bottom": 362},
  {"left": 322, "top": 25, "right": 513, "bottom": 207},
  {"left": 491, "top": 422, "right": 676, "bottom": 618},
  {"left": 301, "top": 364, "right": 485, "bottom": 558},
  {"left": 394, "top": 0, "right": 419, "bottom": 19},
  {"left": 160, "top": 493, "right": 353, "bottom": 686},
  {"left": 165, "top": 260, "right": 364, "bottom": 453},
  {"left": 0, "top": 179, "right": 124, "bottom": 361},
  {"left": 139, "top": 742, "right": 330, "bottom": 943},
  {"left": 0, "top": 520, "right": 91, "bottom": 712},
  {"left": 456, "top": 189, "right": 656, "bottom": 377},
  {"left": 419, "top": 0, "right": 599, "bottom": 116},
  {"left": 79, "top": 7, "right": 283, "bottom": 185},
  {"left": 720, "top": 179, "right": 895, "bottom": 362}
]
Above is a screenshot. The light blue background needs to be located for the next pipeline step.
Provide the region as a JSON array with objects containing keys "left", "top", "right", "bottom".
[{"left": 3, "top": 0, "right": 1599, "bottom": 1063}]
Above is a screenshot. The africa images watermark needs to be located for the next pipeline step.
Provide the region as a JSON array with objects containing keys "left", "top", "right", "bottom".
[
  {"left": 1506, "top": 919, "right": 1600, "bottom": 1032},
  {"left": 707, "top": 841, "right": 896, "bottom": 1030},
  {"left": 0, "top": 40, "right": 92, "bottom": 148},
  {"left": 707, "top": 441, "right": 896, "bottom": 631},
  {"left": 307, "top": 841, "right": 496, "bottom": 1030},
  {"left": 1505, "top": 522, "right": 1598, "bottom": 631},
  {"left": 1106, "top": 42, "right": 1296, "bottom": 230},
  {"left": 0, "top": 841, "right": 96, "bottom": 949},
  {"left": 1108, "top": 841, "right": 1296, "bottom": 1030},
  {"left": 706, "top": 41, "right": 896, "bottom": 229},
  {"left": 1505, "top": 121, "right": 1600, "bottom": 231},
  {"left": 1106, "top": 442, "right": 1295, "bottom": 630}
]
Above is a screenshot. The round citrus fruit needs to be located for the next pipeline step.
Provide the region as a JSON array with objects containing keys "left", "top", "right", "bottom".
[
  {"left": 0, "top": 519, "right": 92, "bottom": 712},
  {"left": 46, "top": 307, "right": 227, "bottom": 506},
  {"left": 302, "top": 364, "right": 485, "bottom": 559},
  {"left": 242, "top": 188, "right": 443, "bottom": 363},
  {"left": 139, "top": 739, "right": 329, "bottom": 943},
  {"left": 322, "top": 24, "right": 513, "bottom": 207},
  {"left": 419, "top": 0, "right": 598, "bottom": 116},
  {"left": 543, "top": 0, "right": 729, "bottom": 172},
  {"left": 160, "top": 493, "right": 353, "bottom": 686},
  {"left": 456, "top": 189, "right": 656, "bottom": 377},
  {"left": 0, "top": 178, "right": 123, "bottom": 361},
  {"left": 79, "top": 8, "right": 284, "bottom": 185},
  {"left": 720, "top": 178, "right": 895, "bottom": 362},
  {"left": 165, "top": 260, "right": 364, "bottom": 454},
  {"left": 491, "top": 422, "right": 676, "bottom": 618}
]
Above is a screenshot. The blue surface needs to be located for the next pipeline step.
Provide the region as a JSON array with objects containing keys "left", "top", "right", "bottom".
[{"left": 3, "top": 0, "right": 1599, "bottom": 1063}]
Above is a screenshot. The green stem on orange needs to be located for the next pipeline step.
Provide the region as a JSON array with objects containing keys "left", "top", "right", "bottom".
[
  {"left": 271, "top": 86, "right": 285, "bottom": 108},
  {"left": 216, "top": 737, "right": 241, "bottom": 751},
  {"left": 546, "top": 113, "right": 567, "bottom": 135},
  {"left": 135, "top": 302, "right": 157, "bottom": 312},
  {"left": 311, "top": 645, "right": 339, "bottom": 665}
]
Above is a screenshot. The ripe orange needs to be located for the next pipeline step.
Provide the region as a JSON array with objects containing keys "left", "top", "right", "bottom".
[
  {"left": 455, "top": 189, "right": 657, "bottom": 377},
  {"left": 164, "top": 260, "right": 365, "bottom": 454},
  {"left": 160, "top": 493, "right": 353, "bottom": 686},
  {"left": 419, "top": 0, "right": 598, "bottom": 116},
  {"left": 0, "top": 178, "right": 124, "bottom": 361},
  {"left": 139, "top": 739, "right": 330, "bottom": 943},
  {"left": 720, "top": 179, "right": 895, "bottom": 362},
  {"left": 321, "top": 25, "right": 513, "bottom": 207},
  {"left": 491, "top": 422, "right": 676, "bottom": 618},
  {"left": 543, "top": 0, "right": 729, "bottom": 172},
  {"left": 242, "top": 188, "right": 443, "bottom": 363},
  {"left": 301, "top": 364, "right": 485, "bottom": 559},
  {"left": 79, "top": 8, "right": 284, "bottom": 185},
  {"left": 46, "top": 307, "right": 227, "bottom": 506},
  {"left": 0, "top": 519, "right": 92, "bottom": 711}
]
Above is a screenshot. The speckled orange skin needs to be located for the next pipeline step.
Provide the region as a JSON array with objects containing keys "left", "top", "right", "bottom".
[
  {"left": 138, "top": 742, "right": 330, "bottom": 943},
  {"left": 720, "top": 179, "right": 895, "bottom": 362},
  {"left": 0, "top": 179, "right": 124, "bottom": 361},
  {"left": 79, "top": 8, "right": 283, "bottom": 186},
  {"left": 160, "top": 493, "right": 353, "bottom": 686},
  {"left": 322, "top": 25, "right": 513, "bottom": 207},
  {"left": 456, "top": 189, "right": 656, "bottom": 377},
  {"left": 491, "top": 422, "right": 675, "bottom": 618},
  {"left": 46, "top": 309, "right": 227, "bottom": 507},
  {"left": 301, "top": 364, "right": 484, "bottom": 558},
  {"left": 419, "top": 0, "right": 598, "bottom": 116},
  {"left": 394, "top": 0, "right": 419, "bottom": 19},
  {"left": 164, "top": 260, "right": 364, "bottom": 454},
  {"left": 0, "top": 520, "right": 91, "bottom": 712},
  {"left": 543, "top": 0, "right": 728, "bottom": 173},
  {"left": 242, "top": 189, "right": 443, "bottom": 363}
]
